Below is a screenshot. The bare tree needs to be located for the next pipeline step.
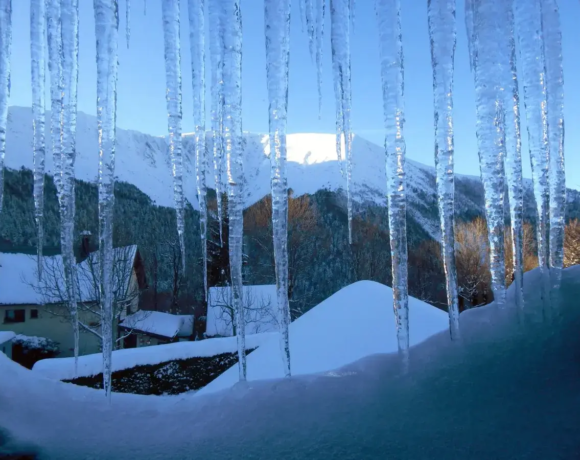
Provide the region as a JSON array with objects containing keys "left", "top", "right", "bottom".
[
  {"left": 208, "top": 286, "right": 277, "bottom": 337},
  {"left": 27, "top": 245, "right": 146, "bottom": 347},
  {"left": 504, "top": 221, "right": 538, "bottom": 285},
  {"left": 454, "top": 217, "right": 492, "bottom": 306},
  {"left": 564, "top": 219, "right": 580, "bottom": 268}
]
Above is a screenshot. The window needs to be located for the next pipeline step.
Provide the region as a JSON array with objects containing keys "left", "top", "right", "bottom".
[
  {"left": 4, "top": 309, "right": 25, "bottom": 323},
  {"left": 30, "top": 309, "right": 39, "bottom": 319}
]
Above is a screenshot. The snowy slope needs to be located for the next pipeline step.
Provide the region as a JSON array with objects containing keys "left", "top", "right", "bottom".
[
  {"left": 197, "top": 280, "right": 449, "bottom": 396},
  {"left": 5, "top": 106, "right": 485, "bottom": 238}
]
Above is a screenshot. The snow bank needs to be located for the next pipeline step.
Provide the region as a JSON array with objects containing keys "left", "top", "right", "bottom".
[
  {"left": 32, "top": 333, "right": 275, "bottom": 381},
  {"left": 1, "top": 268, "right": 579, "bottom": 459},
  {"left": 119, "top": 311, "right": 194, "bottom": 339},
  {"left": 198, "top": 280, "right": 449, "bottom": 396},
  {"left": 206, "top": 284, "right": 278, "bottom": 336}
]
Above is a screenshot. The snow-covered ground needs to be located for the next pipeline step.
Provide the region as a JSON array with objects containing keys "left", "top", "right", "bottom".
[
  {"left": 32, "top": 333, "right": 275, "bottom": 381},
  {"left": 199, "top": 280, "right": 448, "bottom": 396},
  {"left": 2, "top": 268, "right": 578, "bottom": 459}
]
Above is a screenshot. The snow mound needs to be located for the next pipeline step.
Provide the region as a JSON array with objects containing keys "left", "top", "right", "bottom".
[
  {"left": 198, "top": 280, "right": 449, "bottom": 396},
  {"left": 32, "top": 333, "right": 276, "bottom": 381},
  {"left": 119, "top": 311, "right": 194, "bottom": 339}
]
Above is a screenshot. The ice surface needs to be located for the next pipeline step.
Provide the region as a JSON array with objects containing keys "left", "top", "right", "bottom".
[
  {"left": 30, "top": 0, "right": 46, "bottom": 279},
  {"left": 541, "top": 0, "right": 566, "bottom": 272},
  {"left": 514, "top": 0, "right": 549, "bottom": 272},
  {"left": 427, "top": 0, "right": 460, "bottom": 339},
  {"left": 376, "top": 0, "right": 410, "bottom": 355},
  {"left": 33, "top": 333, "right": 275, "bottom": 381},
  {"left": 471, "top": 0, "right": 507, "bottom": 306},
  {"left": 0, "top": 0, "right": 11, "bottom": 214},
  {"left": 1, "top": 267, "right": 579, "bottom": 459},
  {"left": 330, "top": 0, "right": 354, "bottom": 244},
  {"left": 187, "top": 0, "right": 208, "bottom": 299},
  {"left": 94, "top": 0, "right": 119, "bottom": 398},
  {"left": 199, "top": 280, "right": 448, "bottom": 396},
  {"left": 265, "top": 0, "right": 292, "bottom": 376},
  {"left": 222, "top": 0, "right": 246, "bottom": 381},
  {"left": 162, "top": 0, "right": 186, "bottom": 271}
]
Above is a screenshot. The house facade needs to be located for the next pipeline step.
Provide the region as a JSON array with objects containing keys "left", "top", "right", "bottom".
[{"left": 0, "top": 245, "right": 146, "bottom": 358}]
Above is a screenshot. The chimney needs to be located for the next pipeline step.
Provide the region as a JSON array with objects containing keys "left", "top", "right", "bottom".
[{"left": 80, "top": 230, "right": 92, "bottom": 262}]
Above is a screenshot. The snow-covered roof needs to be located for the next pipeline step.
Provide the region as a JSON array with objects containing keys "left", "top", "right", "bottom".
[
  {"left": 198, "top": 280, "right": 450, "bottom": 396},
  {"left": 119, "top": 311, "right": 194, "bottom": 339},
  {"left": 0, "top": 331, "right": 15, "bottom": 344},
  {"left": 0, "top": 246, "right": 138, "bottom": 305},
  {"left": 206, "top": 284, "right": 278, "bottom": 336},
  {"left": 32, "top": 332, "right": 275, "bottom": 380}
]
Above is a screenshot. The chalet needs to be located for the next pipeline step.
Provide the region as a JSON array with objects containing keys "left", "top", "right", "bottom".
[
  {"left": 119, "top": 310, "right": 194, "bottom": 347},
  {"left": 206, "top": 284, "right": 278, "bottom": 337},
  {"left": 0, "top": 244, "right": 147, "bottom": 357}
]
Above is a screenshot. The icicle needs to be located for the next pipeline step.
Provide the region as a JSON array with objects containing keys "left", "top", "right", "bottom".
[
  {"left": 330, "top": 0, "right": 354, "bottom": 244},
  {"left": 541, "top": 0, "right": 566, "bottom": 277},
  {"left": 209, "top": 0, "right": 224, "bottom": 246},
  {"left": 0, "top": 0, "right": 10, "bottom": 214},
  {"left": 514, "top": 0, "right": 550, "bottom": 291},
  {"left": 471, "top": 0, "right": 507, "bottom": 307},
  {"left": 162, "top": 0, "right": 186, "bottom": 273},
  {"left": 222, "top": 0, "right": 246, "bottom": 382},
  {"left": 61, "top": 0, "right": 80, "bottom": 376},
  {"left": 502, "top": 0, "right": 524, "bottom": 311},
  {"left": 93, "top": 0, "right": 119, "bottom": 402},
  {"left": 464, "top": 0, "right": 475, "bottom": 73},
  {"left": 265, "top": 0, "right": 292, "bottom": 378},
  {"left": 46, "top": 0, "right": 63, "bottom": 201},
  {"left": 188, "top": 0, "right": 207, "bottom": 301},
  {"left": 126, "top": 0, "right": 130, "bottom": 48},
  {"left": 350, "top": 0, "right": 355, "bottom": 30},
  {"left": 427, "top": 0, "right": 460, "bottom": 340},
  {"left": 144, "top": 0, "right": 146, "bottom": 15},
  {"left": 314, "top": 0, "right": 325, "bottom": 118},
  {"left": 305, "top": 0, "right": 315, "bottom": 61},
  {"left": 30, "top": 0, "right": 46, "bottom": 280},
  {"left": 375, "top": 0, "right": 409, "bottom": 359}
]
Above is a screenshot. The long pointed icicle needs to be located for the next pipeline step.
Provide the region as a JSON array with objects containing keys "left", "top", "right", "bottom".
[
  {"left": 47, "top": 0, "right": 63, "bottom": 202},
  {"left": 464, "top": 0, "right": 475, "bottom": 73},
  {"left": 314, "top": 0, "right": 326, "bottom": 117},
  {"left": 471, "top": 0, "right": 507, "bottom": 307},
  {"left": 143, "top": 0, "right": 146, "bottom": 15},
  {"left": 330, "top": 0, "right": 354, "bottom": 244},
  {"left": 93, "top": 0, "right": 119, "bottom": 402},
  {"left": 265, "top": 0, "right": 292, "bottom": 378},
  {"left": 376, "top": 0, "right": 409, "bottom": 358},
  {"left": 427, "top": 0, "right": 460, "bottom": 340},
  {"left": 162, "top": 0, "right": 186, "bottom": 273},
  {"left": 0, "top": 0, "right": 11, "bottom": 214},
  {"left": 61, "top": 0, "right": 80, "bottom": 376},
  {"left": 541, "top": 0, "right": 566, "bottom": 276},
  {"left": 209, "top": 0, "right": 224, "bottom": 247},
  {"left": 514, "top": 0, "right": 550, "bottom": 292},
  {"left": 305, "top": 0, "right": 315, "bottom": 61},
  {"left": 222, "top": 0, "right": 246, "bottom": 382},
  {"left": 188, "top": 0, "right": 208, "bottom": 301},
  {"left": 502, "top": 0, "right": 524, "bottom": 310},
  {"left": 126, "top": 0, "right": 130, "bottom": 48},
  {"left": 31, "top": 0, "right": 46, "bottom": 280}
]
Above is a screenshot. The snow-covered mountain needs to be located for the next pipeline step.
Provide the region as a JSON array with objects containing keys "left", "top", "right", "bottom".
[{"left": 1, "top": 106, "right": 521, "bottom": 239}]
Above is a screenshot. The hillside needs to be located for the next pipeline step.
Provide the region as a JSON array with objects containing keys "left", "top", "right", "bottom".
[{"left": 9, "top": 106, "right": 578, "bottom": 240}]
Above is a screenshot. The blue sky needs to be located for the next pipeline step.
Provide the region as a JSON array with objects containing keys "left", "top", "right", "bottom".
[{"left": 7, "top": 0, "right": 580, "bottom": 188}]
